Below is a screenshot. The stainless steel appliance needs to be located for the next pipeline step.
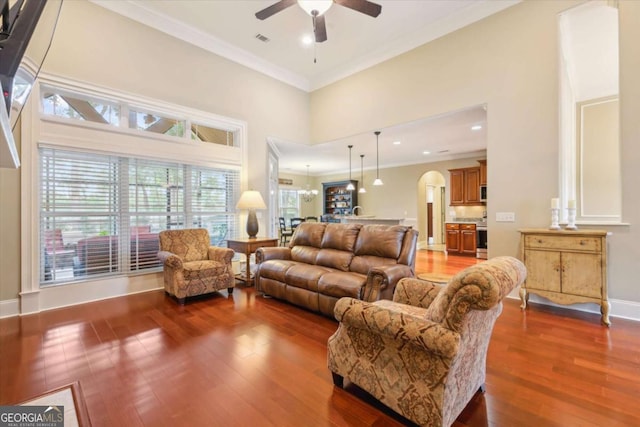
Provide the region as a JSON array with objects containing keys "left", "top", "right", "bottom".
[{"left": 476, "top": 223, "right": 487, "bottom": 259}]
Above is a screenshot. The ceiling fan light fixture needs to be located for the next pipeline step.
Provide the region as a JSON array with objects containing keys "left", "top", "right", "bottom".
[{"left": 298, "top": 0, "right": 333, "bottom": 16}]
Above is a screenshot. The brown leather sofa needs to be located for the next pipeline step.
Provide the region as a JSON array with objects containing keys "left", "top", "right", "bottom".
[{"left": 255, "top": 222, "right": 418, "bottom": 317}]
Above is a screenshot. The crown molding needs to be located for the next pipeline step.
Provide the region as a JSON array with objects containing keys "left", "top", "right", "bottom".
[
  {"left": 91, "top": 0, "right": 519, "bottom": 93},
  {"left": 90, "top": 0, "right": 311, "bottom": 92}
]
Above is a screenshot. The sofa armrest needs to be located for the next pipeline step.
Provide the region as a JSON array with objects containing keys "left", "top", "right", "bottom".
[
  {"left": 334, "top": 297, "right": 460, "bottom": 359},
  {"left": 393, "top": 277, "right": 443, "bottom": 308},
  {"left": 208, "top": 246, "right": 234, "bottom": 264},
  {"left": 157, "top": 251, "right": 183, "bottom": 269},
  {"left": 362, "top": 264, "right": 414, "bottom": 302},
  {"left": 256, "top": 247, "right": 292, "bottom": 263}
]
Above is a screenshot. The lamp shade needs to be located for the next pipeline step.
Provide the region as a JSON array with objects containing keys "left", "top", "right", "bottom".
[
  {"left": 236, "top": 190, "right": 267, "bottom": 210},
  {"left": 236, "top": 190, "right": 266, "bottom": 238}
]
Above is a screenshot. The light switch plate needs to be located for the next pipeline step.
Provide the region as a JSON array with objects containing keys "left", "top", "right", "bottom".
[{"left": 496, "top": 212, "right": 515, "bottom": 222}]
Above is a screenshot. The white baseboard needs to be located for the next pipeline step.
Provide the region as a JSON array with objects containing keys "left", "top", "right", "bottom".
[
  {"left": 0, "top": 298, "right": 20, "bottom": 318},
  {"left": 506, "top": 293, "right": 640, "bottom": 322}
]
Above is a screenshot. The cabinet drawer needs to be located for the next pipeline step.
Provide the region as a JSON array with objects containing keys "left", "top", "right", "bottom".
[
  {"left": 446, "top": 223, "right": 460, "bottom": 230},
  {"left": 460, "top": 224, "right": 476, "bottom": 231},
  {"left": 524, "top": 235, "right": 601, "bottom": 252}
]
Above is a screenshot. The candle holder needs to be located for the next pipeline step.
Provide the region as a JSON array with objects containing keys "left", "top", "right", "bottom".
[
  {"left": 549, "top": 208, "right": 561, "bottom": 230},
  {"left": 565, "top": 207, "right": 578, "bottom": 230}
]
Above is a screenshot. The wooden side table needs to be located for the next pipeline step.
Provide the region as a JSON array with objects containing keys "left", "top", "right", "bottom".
[{"left": 227, "top": 237, "right": 278, "bottom": 286}]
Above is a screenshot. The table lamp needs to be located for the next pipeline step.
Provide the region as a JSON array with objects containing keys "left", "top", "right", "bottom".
[{"left": 236, "top": 190, "right": 267, "bottom": 238}]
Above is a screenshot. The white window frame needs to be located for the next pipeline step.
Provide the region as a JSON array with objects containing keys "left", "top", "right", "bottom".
[{"left": 20, "top": 73, "right": 248, "bottom": 314}]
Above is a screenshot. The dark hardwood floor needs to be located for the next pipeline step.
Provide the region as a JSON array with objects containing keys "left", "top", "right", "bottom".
[{"left": 1, "top": 250, "right": 638, "bottom": 426}]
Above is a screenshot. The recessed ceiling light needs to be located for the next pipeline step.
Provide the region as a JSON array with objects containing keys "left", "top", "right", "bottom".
[
  {"left": 422, "top": 151, "right": 431, "bottom": 155},
  {"left": 471, "top": 125, "right": 482, "bottom": 131},
  {"left": 301, "top": 35, "right": 314, "bottom": 46},
  {"left": 393, "top": 140, "right": 401, "bottom": 145}
]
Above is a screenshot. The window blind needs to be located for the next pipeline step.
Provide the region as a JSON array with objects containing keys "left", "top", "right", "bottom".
[{"left": 39, "top": 147, "right": 240, "bottom": 285}]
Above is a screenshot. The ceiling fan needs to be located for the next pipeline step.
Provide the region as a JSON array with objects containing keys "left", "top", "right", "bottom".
[{"left": 255, "top": 0, "right": 382, "bottom": 43}]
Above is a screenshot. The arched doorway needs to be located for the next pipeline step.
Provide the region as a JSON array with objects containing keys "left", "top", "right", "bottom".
[{"left": 417, "top": 171, "right": 446, "bottom": 250}]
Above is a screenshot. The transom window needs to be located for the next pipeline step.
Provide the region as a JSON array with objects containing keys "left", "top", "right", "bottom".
[{"left": 40, "top": 86, "right": 239, "bottom": 147}]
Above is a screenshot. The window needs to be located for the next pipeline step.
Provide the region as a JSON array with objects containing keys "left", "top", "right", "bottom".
[
  {"left": 129, "top": 109, "right": 185, "bottom": 137},
  {"left": 42, "top": 90, "right": 120, "bottom": 125},
  {"left": 40, "top": 147, "right": 240, "bottom": 285},
  {"left": 279, "top": 188, "right": 300, "bottom": 222},
  {"left": 40, "top": 86, "right": 240, "bottom": 147}
]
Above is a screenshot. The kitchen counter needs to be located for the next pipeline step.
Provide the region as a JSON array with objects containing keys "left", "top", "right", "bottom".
[{"left": 340, "top": 216, "right": 404, "bottom": 226}]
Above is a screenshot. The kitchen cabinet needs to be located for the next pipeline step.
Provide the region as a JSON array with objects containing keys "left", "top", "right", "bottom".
[
  {"left": 519, "top": 229, "right": 609, "bottom": 326},
  {"left": 478, "top": 160, "right": 487, "bottom": 185},
  {"left": 449, "top": 167, "right": 482, "bottom": 205},
  {"left": 445, "top": 223, "right": 476, "bottom": 256},
  {"left": 323, "top": 180, "right": 358, "bottom": 215}
]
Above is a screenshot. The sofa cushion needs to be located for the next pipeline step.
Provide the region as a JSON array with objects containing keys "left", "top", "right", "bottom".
[
  {"left": 258, "top": 259, "right": 298, "bottom": 282},
  {"left": 316, "top": 248, "right": 353, "bottom": 271},
  {"left": 290, "top": 222, "right": 326, "bottom": 248},
  {"left": 321, "top": 223, "right": 361, "bottom": 251},
  {"left": 354, "top": 225, "right": 408, "bottom": 259},
  {"left": 318, "top": 271, "right": 367, "bottom": 299},
  {"left": 291, "top": 246, "right": 321, "bottom": 265},
  {"left": 350, "top": 255, "right": 398, "bottom": 276},
  {"left": 285, "top": 264, "right": 333, "bottom": 292}
]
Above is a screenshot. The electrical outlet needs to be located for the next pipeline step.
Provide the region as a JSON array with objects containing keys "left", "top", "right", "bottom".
[{"left": 496, "top": 212, "right": 515, "bottom": 222}]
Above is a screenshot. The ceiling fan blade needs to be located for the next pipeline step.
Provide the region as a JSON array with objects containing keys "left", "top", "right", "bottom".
[
  {"left": 255, "top": 0, "right": 297, "bottom": 20},
  {"left": 334, "top": 0, "right": 382, "bottom": 18},
  {"left": 314, "top": 13, "right": 327, "bottom": 43}
]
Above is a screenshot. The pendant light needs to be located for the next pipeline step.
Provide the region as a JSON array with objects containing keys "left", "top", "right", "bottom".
[
  {"left": 373, "top": 131, "right": 384, "bottom": 186},
  {"left": 298, "top": 165, "right": 319, "bottom": 202},
  {"left": 359, "top": 154, "right": 366, "bottom": 193},
  {"left": 346, "top": 145, "right": 355, "bottom": 191}
]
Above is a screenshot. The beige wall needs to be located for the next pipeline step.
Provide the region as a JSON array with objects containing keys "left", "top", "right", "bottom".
[
  {"left": 2, "top": 0, "right": 639, "bottom": 308},
  {"left": 0, "top": 0, "right": 311, "bottom": 301},
  {"left": 310, "top": 0, "right": 640, "bottom": 303}
]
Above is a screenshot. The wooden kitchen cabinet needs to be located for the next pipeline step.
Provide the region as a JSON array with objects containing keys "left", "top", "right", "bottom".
[
  {"left": 478, "top": 160, "right": 487, "bottom": 185},
  {"left": 445, "top": 223, "right": 476, "bottom": 256},
  {"left": 449, "top": 167, "right": 482, "bottom": 205},
  {"left": 519, "top": 229, "right": 609, "bottom": 326}
]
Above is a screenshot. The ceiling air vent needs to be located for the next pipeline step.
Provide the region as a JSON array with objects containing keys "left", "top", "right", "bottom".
[{"left": 255, "top": 33, "right": 270, "bottom": 43}]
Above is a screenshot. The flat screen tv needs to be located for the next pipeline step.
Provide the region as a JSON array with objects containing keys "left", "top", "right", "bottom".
[{"left": 0, "top": 0, "right": 62, "bottom": 168}]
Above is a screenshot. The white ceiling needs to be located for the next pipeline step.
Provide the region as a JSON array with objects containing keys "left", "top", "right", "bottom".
[{"left": 93, "top": 0, "right": 515, "bottom": 174}]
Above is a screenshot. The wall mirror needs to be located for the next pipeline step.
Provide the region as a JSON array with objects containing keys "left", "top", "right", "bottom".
[{"left": 559, "top": 0, "right": 621, "bottom": 223}]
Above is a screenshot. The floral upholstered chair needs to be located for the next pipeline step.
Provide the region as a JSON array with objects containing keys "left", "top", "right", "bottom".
[
  {"left": 158, "top": 228, "right": 235, "bottom": 304},
  {"left": 327, "top": 256, "right": 526, "bottom": 427}
]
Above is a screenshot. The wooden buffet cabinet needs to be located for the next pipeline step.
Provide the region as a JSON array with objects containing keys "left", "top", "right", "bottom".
[
  {"left": 519, "top": 229, "right": 609, "bottom": 326},
  {"left": 445, "top": 223, "right": 477, "bottom": 256}
]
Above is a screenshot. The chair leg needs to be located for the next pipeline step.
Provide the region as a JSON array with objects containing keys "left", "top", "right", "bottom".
[
  {"left": 478, "top": 383, "right": 486, "bottom": 393},
  {"left": 331, "top": 372, "right": 344, "bottom": 388},
  {"left": 228, "top": 287, "right": 234, "bottom": 294},
  {"left": 176, "top": 297, "right": 186, "bottom": 305}
]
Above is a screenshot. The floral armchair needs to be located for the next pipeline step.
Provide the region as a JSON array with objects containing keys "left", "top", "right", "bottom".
[
  {"left": 158, "top": 228, "right": 235, "bottom": 304},
  {"left": 327, "top": 256, "right": 526, "bottom": 427}
]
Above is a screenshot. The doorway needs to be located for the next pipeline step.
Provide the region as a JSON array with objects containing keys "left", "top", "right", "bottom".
[{"left": 418, "top": 171, "right": 446, "bottom": 251}]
